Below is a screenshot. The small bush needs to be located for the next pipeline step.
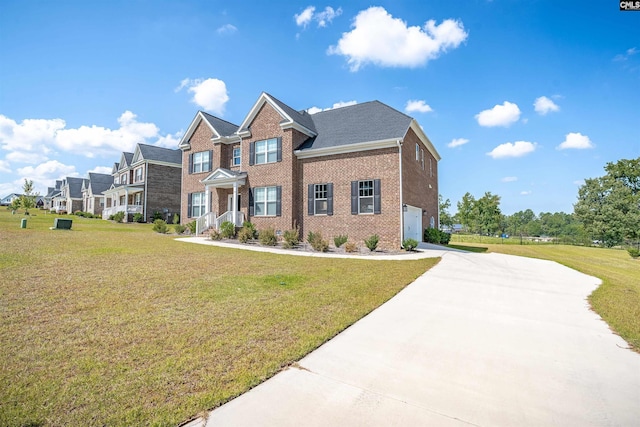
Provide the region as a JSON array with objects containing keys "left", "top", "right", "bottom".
[
  {"left": 152, "top": 219, "right": 168, "bottom": 234},
  {"left": 424, "top": 228, "right": 450, "bottom": 244},
  {"left": 173, "top": 224, "right": 186, "bottom": 234},
  {"left": 133, "top": 213, "right": 145, "bottom": 223},
  {"left": 151, "top": 211, "right": 163, "bottom": 221},
  {"left": 259, "top": 228, "right": 277, "bottom": 246},
  {"left": 237, "top": 226, "right": 254, "bottom": 243},
  {"left": 173, "top": 213, "right": 180, "bottom": 225},
  {"left": 334, "top": 234, "right": 348, "bottom": 248},
  {"left": 242, "top": 221, "right": 258, "bottom": 238},
  {"left": 209, "top": 229, "right": 222, "bottom": 240},
  {"left": 282, "top": 228, "right": 300, "bottom": 249},
  {"left": 344, "top": 242, "right": 358, "bottom": 253},
  {"left": 186, "top": 221, "right": 196, "bottom": 234},
  {"left": 364, "top": 234, "right": 379, "bottom": 252},
  {"left": 440, "top": 231, "right": 451, "bottom": 245},
  {"left": 108, "top": 214, "right": 114, "bottom": 221},
  {"left": 628, "top": 247, "right": 640, "bottom": 259},
  {"left": 113, "top": 211, "right": 125, "bottom": 223},
  {"left": 402, "top": 238, "right": 419, "bottom": 251},
  {"left": 220, "top": 221, "right": 236, "bottom": 239},
  {"left": 307, "top": 231, "right": 329, "bottom": 252}
]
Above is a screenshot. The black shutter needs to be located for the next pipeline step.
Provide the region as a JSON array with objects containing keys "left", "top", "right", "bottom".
[
  {"left": 249, "top": 142, "right": 255, "bottom": 166},
  {"left": 189, "top": 154, "right": 193, "bottom": 174},
  {"left": 187, "top": 193, "right": 192, "bottom": 217},
  {"left": 248, "top": 188, "right": 254, "bottom": 216},
  {"left": 307, "top": 184, "right": 314, "bottom": 216},
  {"left": 351, "top": 181, "right": 358, "bottom": 215},
  {"left": 374, "top": 179, "right": 381, "bottom": 214},
  {"left": 208, "top": 150, "right": 213, "bottom": 172},
  {"left": 276, "top": 137, "right": 282, "bottom": 162},
  {"left": 276, "top": 186, "right": 282, "bottom": 217},
  {"left": 327, "top": 183, "right": 333, "bottom": 216}
]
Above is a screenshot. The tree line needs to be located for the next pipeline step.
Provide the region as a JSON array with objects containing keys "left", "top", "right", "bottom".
[{"left": 439, "top": 157, "right": 640, "bottom": 247}]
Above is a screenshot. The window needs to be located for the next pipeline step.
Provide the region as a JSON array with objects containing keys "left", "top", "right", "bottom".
[
  {"left": 254, "top": 138, "right": 278, "bottom": 164},
  {"left": 430, "top": 158, "right": 433, "bottom": 177},
  {"left": 416, "top": 143, "right": 420, "bottom": 161},
  {"left": 254, "top": 186, "right": 278, "bottom": 216},
  {"left": 190, "top": 192, "right": 205, "bottom": 217},
  {"left": 119, "top": 195, "right": 126, "bottom": 205},
  {"left": 114, "top": 177, "right": 119, "bottom": 184},
  {"left": 232, "top": 146, "right": 241, "bottom": 166},
  {"left": 421, "top": 149, "right": 425, "bottom": 170},
  {"left": 120, "top": 174, "right": 127, "bottom": 185},
  {"left": 358, "top": 180, "right": 374, "bottom": 214},
  {"left": 307, "top": 183, "right": 333, "bottom": 216},
  {"left": 134, "top": 193, "right": 142, "bottom": 205},
  {"left": 191, "top": 151, "right": 211, "bottom": 173},
  {"left": 134, "top": 167, "right": 143, "bottom": 182},
  {"left": 351, "top": 179, "right": 381, "bottom": 215}
]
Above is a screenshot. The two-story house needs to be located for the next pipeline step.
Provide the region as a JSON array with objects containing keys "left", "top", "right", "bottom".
[
  {"left": 81, "top": 173, "right": 114, "bottom": 216},
  {"left": 102, "top": 143, "right": 182, "bottom": 222},
  {"left": 52, "top": 177, "right": 85, "bottom": 214},
  {"left": 179, "top": 92, "right": 440, "bottom": 249},
  {"left": 43, "top": 181, "right": 62, "bottom": 210}
]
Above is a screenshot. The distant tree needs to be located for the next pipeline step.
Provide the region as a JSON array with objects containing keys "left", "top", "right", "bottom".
[
  {"left": 473, "top": 192, "right": 502, "bottom": 235},
  {"left": 456, "top": 192, "right": 476, "bottom": 232},
  {"left": 19, "top": 179, "right": 38, "bottom": 215},
  {"left": 438, "top": 194, "right": 454, "bottom": 230},
  {"left": 574, "top": 158, "right": 640, "bottom": 247},
  {"left": 9, "top": 197, "right": 21, "bottom": 212}
]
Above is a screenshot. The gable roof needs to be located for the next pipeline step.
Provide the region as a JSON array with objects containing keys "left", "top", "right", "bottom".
[
  {"left": 118, "top": 152, "right": 134, "bottom": 171},
  {"left": 178, "top": 111, "right": 240, "bottom": 149},
  {"left": 64, "top": 177, "right": 86, "bottom": 199},
  {"left": 86, "top": 173, "right": 114, "bottom": 195},
  {"left": 238, "top": 92, "right": 317, "bottom": 138},
  {"left": 133, "top": 143, "right": 181, "bottom": 165}
]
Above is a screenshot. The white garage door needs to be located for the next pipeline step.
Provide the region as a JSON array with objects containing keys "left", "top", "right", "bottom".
[{"left": 403, "top": 205, "right": 422, "bottom": 242}]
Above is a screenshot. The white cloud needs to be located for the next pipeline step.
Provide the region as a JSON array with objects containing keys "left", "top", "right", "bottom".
[
  {"left": 16, "top": 160, "right": 79, "bottom": 193},
  {"left": 614, "top": 47, "right": 638, "bottom": 61},
  {"left": 295, "top": 6, "right": 315, "bottom": 27},
  {"left": 177, "top": 78, "right": 229, "bottom": 115},
  {"left": 0, "top": 159, "right": 10, "bottom": 173},
  {"left": 88, "top": 166, "right": 112, "bottom": 175},
  {"left": 6, "top": 151, "right": 48, "bottom": 165},
  {"left": 520, "top": 191, "right": 532, "bottom": 195},
  {"left": 557, "top": 132, "right": 594, "bottom": 150},
  {"left": 216, "top": 24, "right": 237, "bottom": 35},
  {"left": 405, "top": 100, "right": 433, "bottom": 114},
  {"left": 447, "top": 138, "right": 469, "bottom": 148},
  {"left": 533, "top": 96, "right": 560, "bottom": 115},
  {"left": 501, "top": 176, "right": 518, "bottom": 182},
  {"left": 487, "top": 141, "right": 536, "bottom": 159},
  {"left": 475, "top": 101, "right": 521, "bottom": 127},
  {"left": 328, "top": 6, "right": 467, "bottom": 71},
  {"left": 0, "top": 115, "right": 62, "bottom": 152},
  {"left": 155, "top": 130, "right": 184, "bottom": 149},
  {"left": 307, "top": 100, "right": 357, "bottom": 114}
]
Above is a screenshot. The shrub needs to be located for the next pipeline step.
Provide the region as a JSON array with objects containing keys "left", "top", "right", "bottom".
[
  {"left": 113, "top": 211, "right": 125, "bottom": 223},
  {"left": 237, "top": 226, "right": 254, "bottom": 243},
  {"left": 282, "top": 228, "right": 300, "bottom": 249},
  {"left": 334, "top": 234, "right": 348, "bottom": 248},
  {"left": 152, "top": 219, "right": 168, "bottom": 234},
  {"left": 344, "top": 242, "right": 358, "bottom": 253},
  {"left": 173, "top": 224, "right": 186, "bottom": 234},
  {"left": 209, "top": 229, "right": 222, "bottom": 240},
  {"left": 132, "top": 213, "right": 145, "bottom": 223},
  {"left": 173, "top": 213, "right": 180, "bottom": 225},
  {"left": 151, "top": 211, "right": 163, "bottom": 221},
  {"left": 424, "top": 228, "right": 450, "bottom": 244},
  {"left": 628, "top": 248, "right": 640, "bottom": 259},
  {"left": 220, "top": 221, "right": 236, "bottom": 239},
  {"left": 364, "top": 234, "right": 379, "bottom": 252},
  {"left": 186, "top": 221, "right": 196, "bottom": 234},
  {"left": 242, "top": 221, "right": 258, "bottom": 238},
  {"left": 108, "top": 214, "right": 114, "bottom": 221},
  {"left": 307, "top": 231, "right": 329, "bottom": 252},
  {"left": 402, "top": 238, "right": 419, "bottom": 251},
  {"left": 259, "top": 228, "right": 277, "bottom": 246},
  {"left": 440, "top": 231, "right": 451, "bottom": 245}
]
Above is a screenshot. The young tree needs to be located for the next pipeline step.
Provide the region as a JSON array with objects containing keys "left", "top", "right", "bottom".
[
  {"left": 19, "top": 179, "right": 38, "bottom": 215},
  {"left": 474, "top": 192, "right": 502, "bottom": 235},
  {"left": 574, "top": 158, "right": 640, "bottom": 247},
  {"left": 456, "top": 192, "right": 476, "bottom": 233},
  {"left": 9, "top": 197, "right": 21, "bottom": 212},
  {"left": 438, "top": 194, "right": 454, "bottom": 230}
]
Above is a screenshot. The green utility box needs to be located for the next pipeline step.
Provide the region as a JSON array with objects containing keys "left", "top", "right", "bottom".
[
  {"left": 53, "top": 218, "right": 73, "bottom": 230},
  {"left": 20, "top": 218, "right": 27, "bottom": 229}
]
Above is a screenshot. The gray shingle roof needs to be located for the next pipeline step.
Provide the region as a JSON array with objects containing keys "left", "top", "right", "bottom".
[
  {"left": 87, "top": 173, "right": 114, "bottom": 194},
  {"left": 66, "top": 177, "right": 86, "bottom": 199},
  {"left": 298, "top": 101, "right": 413, "bottom": 151},
  {"left": 201, "top": 112, "right": 239, "bottom": 137},
  {"left": 137, "top": 143, "right": 182, "bottom": 164},
  {"left": 265, "top": 93, "right": 317, "bottom": 134},
  {"left": 123, "top": 152, "right": 134, "bottom": 166}
]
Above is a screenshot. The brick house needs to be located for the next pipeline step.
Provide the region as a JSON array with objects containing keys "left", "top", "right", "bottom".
[
  {"left": 102, "top": 143, "right": 182, "bottom": 222},
  {"left": 81, "top": 172, "right": 114, "bottom": 216},
  {"left": 179, "top": 92, "right": 440, "bottom": 249}
]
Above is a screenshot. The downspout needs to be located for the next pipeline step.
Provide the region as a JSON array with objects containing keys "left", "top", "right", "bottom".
[
  {"left": 397, "top": 139, "right": 403, "bottom": 246},
  {"left": 143, "top": 163, "right": 148, "bottom": 222}
]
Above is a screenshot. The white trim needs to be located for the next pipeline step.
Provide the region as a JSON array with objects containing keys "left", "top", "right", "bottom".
[
  {"left": 409, "top": 119, "right": 441, "bottom": 161},
  {"left": 211, "top": 134, "right": 242, "bottom": 145},
  {"left": 178, "top": 111, "right": 219, "bottom": 150},
  {"left": 237, "top": 93, "right": 316, "bottom": 139},
  {"left": 294, "top": 138, "right": 398, "bottom": 159}
]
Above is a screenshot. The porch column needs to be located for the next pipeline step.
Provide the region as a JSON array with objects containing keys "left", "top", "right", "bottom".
[
  {"left": 232, "top": 181, "right": 238, "bottom": 226},
  {"left": 205, "top": 185, "right": 210, "bottom": 214}
]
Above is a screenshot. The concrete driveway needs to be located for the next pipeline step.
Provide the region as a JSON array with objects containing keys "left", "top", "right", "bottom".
[{"left": 187, "top": 251, "right": 640, "bottom": 426}]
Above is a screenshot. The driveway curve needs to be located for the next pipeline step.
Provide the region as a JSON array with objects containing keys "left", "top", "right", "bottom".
[{"left": 187, "top": 251, "right": 640, "bottom": 426}]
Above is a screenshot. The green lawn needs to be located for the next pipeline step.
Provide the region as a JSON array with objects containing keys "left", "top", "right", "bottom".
[
  {"left": 0, "top": 211, "right": 438, "bottom": 426},
  {"left": 451, "top": 236, "right": 640, "bottom": 351}
]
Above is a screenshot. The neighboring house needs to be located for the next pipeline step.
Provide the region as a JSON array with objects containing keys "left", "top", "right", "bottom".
[
  {"left": 43, "top": 181, "right": 62, "bottom": 210},
  {"left": 1, "top": 193, "right": 22, "bottom": 206},
  {"left": 52, "top": 177, "right": 86, "bottom": 213},
  {"left": 35, "top": 196, "right": 44, "bottom": 208},
  {"left": 82, "top": 173, "right": 114, "bottom": 216},
  {"left": 179, "top": 92, "right": 440, "bottom": 249},
  {"left": 102, "top": 143, "right": 182, "bottom": 222}
]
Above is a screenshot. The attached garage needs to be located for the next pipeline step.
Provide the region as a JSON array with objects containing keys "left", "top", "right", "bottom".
[{"left": 403, "top": 204, "right": 422, "bottom": 242}]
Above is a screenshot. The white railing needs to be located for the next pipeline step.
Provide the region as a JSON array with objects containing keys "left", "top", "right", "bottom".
[
  {"left": 214, "top": 211, "right": 245, "bottom": 230},
  {"left": 102, "top": 205, "right": 143, "bottom": 219},
  {"left": 196, "top": 211, "right": 217, "bottom": 235}
]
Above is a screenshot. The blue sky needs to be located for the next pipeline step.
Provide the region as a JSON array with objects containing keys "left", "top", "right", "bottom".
[{"left": 1, "top": 0, "right": 638, "bottom": 214}]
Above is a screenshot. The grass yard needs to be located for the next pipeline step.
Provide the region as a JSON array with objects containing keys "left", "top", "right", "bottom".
[
  {"left": 451, "top": 236, "right": 640, "bottom": 351},
  {"left": 0, "top": 211, "right": 438, "bottom": 426}
]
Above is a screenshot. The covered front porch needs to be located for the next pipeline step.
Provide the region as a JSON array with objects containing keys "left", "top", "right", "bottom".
[
  {"left": 102, "top": 184, "right": 144, "bottom": 221},
  {"left": 195, "top": 168, "right": 247, "bottom": 235}
]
